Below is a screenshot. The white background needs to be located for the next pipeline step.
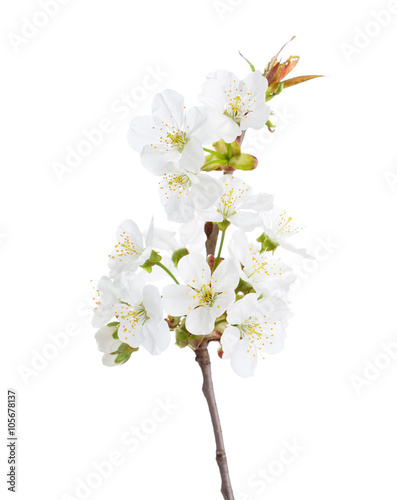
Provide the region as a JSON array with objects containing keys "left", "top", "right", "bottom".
[{"left": 1, "top": 0, "right": 397, "bottom": 499}]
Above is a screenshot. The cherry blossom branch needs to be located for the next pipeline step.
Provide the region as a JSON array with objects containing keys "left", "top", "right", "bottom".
[{"left": 195, "top": 340, "right": 234, "bottom": 500}]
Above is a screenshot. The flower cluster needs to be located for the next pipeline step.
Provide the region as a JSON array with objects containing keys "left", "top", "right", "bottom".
[{"left": 93, "top": 52, "right": 315, "bottom": 377}]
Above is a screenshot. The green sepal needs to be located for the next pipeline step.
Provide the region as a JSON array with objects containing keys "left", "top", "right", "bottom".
[
  {"left": 167, "top": 315, "right": 181, "bottom": 329},
  {"left": 187, "top": 334, "right": 205, "bottom": 350},
  {"left": 148, "top": 250, "right": 162, "bottom": 264},
  {"left": 266, "top": 82, "right": 284, "bottom": 102},
  {"left": 140, "top": 261, "right": 153, "bottom": 273},
  {"left": 217, "top": 220, "right": 231, "bottom": 231},
  {"left": 107, "top": 321, "right": 120, "bottom": 327},
  {"left": 257, "top": 233, "right": 279, "bottom": 253},
  {"left": 175, "top": 319, "right": 204, "bottom": 349},
  {"left": 175, "top": 321, "right": 189, "bottom": 348},
  {"left": 235, "top": 278, "right": 254, "bottom": 295},
  {"left": 265, "top": 119, "right": 276, "bottom": 133},
  {"left": 172, "top": 248, "right": 189, "bottom": 267}
]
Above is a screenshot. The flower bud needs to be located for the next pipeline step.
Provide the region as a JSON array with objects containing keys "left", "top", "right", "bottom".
[
  {"left": 229, "top": 153, "right": 258, "bottom": 171},
  {"left": 111, "top": 343, "right": 139, "bottom": 364}
]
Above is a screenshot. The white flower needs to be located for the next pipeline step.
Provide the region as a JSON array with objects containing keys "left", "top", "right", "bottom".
[
  {"left": 152, "top": 218, "right": 207, "bottom": 255},
  {"left": 92, "top": 276, "right": 120, "bottom": 328},
  {"left": 229, "top": 230, "right": 295, "bottom": 297},
  {"left": 199, "top": 70, "right": 270, "bottom": 143},
  {"left": 261, "top": 208, "right": 312, "bottom": 258},
  {"left": 162, "top": 254, "right": 239, "bottom": 335},
  {"left": 158, "top": 147, "right": 222, "bottom": 223},
  {"left": 108, "top": 219, "right": 154, "bottom": 278},
  {"left": 113, "top": 276, "right": 170, "bottom": 355},
  {"left": 95, "top": 325, "right": 122, "bottom": 367},
  {"left": 221, "top": 293, "right": 286, "bottom": 377},
  {"left": 128, "top": 89, "right": 209, "bottom": 174},
  {"left": 199, "top": 176, "right": 273, "bottom": 231}
]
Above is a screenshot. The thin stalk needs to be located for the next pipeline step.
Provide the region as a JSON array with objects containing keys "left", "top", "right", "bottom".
[
  {"left": 195, "top": 342, "right": 234, "bottom": 500},
  {"left": 214, "top": 230, "right": 226, "bottom": 270},
  {"left": 203, "top": 148, "right": 227, "bottom": 159},
  {"left": 155, "top": 262, "right": 179, "bottom": 284}
]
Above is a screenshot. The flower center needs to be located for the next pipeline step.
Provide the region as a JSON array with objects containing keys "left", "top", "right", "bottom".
[
  {"left": 113, "top": 232, "right": 143, "bottom": 261},
  {"left": 160, "top": 173, "right": 191, "bottom": 199},
  {"left": 166, "top": 130, "right": 187, "bottom": 150},
  {"left": 238, "top": 318, "right": 264, "bottom": 338},
  {"left": 156, "top": 126, "right": 188, "bottom": 153},
  {"left": 219, "top": 181, "right": 249, "bottom": 219},
  {"left": 223, "top": 84, "right": 256, "bottom": 124},
  {"left": 198, "top": 284, "right": 217, "bottom": 307},
  {"left": 114, "top": 302, "right": 148, "bottom": 339},
  {"left": 237, "top": 317, "right": 277, "bottom": 358},
  {"left": 189, "top": 283, "right": 219, "bottom": 308},
  {"left": 275, "top": 210, "right": 301, "bottom": 238},
  {"left": 245, "top": 252, "right": 282, "bottom": 283}
]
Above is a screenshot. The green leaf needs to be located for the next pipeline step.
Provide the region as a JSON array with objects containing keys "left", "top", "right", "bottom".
[
  {"left": 282, "top": 74, "right": 324, "bottom": 89},
  {"left": 107, "top": 321, "right": 120, "bottom": 327}
]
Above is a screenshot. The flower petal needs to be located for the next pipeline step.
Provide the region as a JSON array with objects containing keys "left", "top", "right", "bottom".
[
  {"left": 212, "top": 258, "right": 240, "bottom": 292},
  {"left": 142, "top": 319, "right": 170, "bottom": 355},
  {"left": 186, "top": 306, "right": 215, "bottom": 335},
  {"left": 178, "top": 253, "right": 211, "bottom": 285},
  {"left": 179, "top": 137, "right": 205, "bottom": 174},
  {"left": 127, "top": 115, "right": 159, "bottom": 153},
  {"left": 102, "top": 353, "right": 119, "bottom": 367},
  {"left": 95, "top": 326, "right": 121, "bottom": 353},
  {"left": 190, "top": 174, "right": 223, "bottom": 211},
  {"left": 231, "top": 338, "right": 258, "bottom": 377},
  {"left": 221, "top": 326, "right": 240, "bottom": 358},
  {"left": 241, "top": 103, "right": 270, "bottom": 130},
  {"left": 143, "top": 284, "right": 163, "bottom": 323},
  {"left": 226, "top": 293, "right": 260, "bottom": 325},
  {"left": 162, "top": 284, "right": 197, "bottom": 316},
  {"left": 152, "top": 89, "right": 185, "bottom": 129}
]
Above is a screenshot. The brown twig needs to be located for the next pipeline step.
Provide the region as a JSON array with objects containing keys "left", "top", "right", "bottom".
[
  {"left": 205, "top": 222, "right": 220, "bottom": 256},
  {"left": 195, "top": 341, "right": 234, "bottom": 500},
  {"left": 197, "top": 131, "right": 249, "bottom": 498}
]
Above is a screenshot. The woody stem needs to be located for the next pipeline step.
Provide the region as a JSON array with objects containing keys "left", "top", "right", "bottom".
[{"left": 195, "top": 342, "right": 234, "bottom": 500}]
